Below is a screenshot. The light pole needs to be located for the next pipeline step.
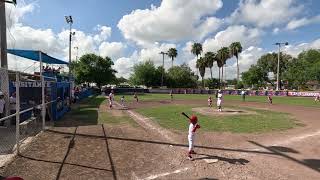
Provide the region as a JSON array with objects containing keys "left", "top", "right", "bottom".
[
  {"left": 65, "top": 16, "right": 75, "bottom": 77},
  {"left": 274, "top": 42, "right": 289, "bottom": 91},
  {"left": 159, "top": 51, "right": 168, "bottom": 87},
  {"left": 74, "top": 46, "right": 79, "bottom": 61}
]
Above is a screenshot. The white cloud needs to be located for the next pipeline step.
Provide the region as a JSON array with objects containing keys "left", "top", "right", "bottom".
[
  {"left": 93, "top": 25, "right": 112, "bottom": 43},
  {"left": 228, "top": 0, "right": 303, "bottom": 27},
  {"left": 118, "top": 0, "right": 223, "bottom": 46},
  {"left": 272, "top": 28, "right": 280, "bottom": 34},
  {"left": 113, "top": 57, "right": 134, "bottom": 78},
  {"left": 203, "top": 25, "right": 262, "bottom": 53},
  {"left": 99, "top": 42, "right": 126, "bottom": 60},
  {"left": 283, "top": 39, "right": 320, "bottom": 57},
  {"left": 139, "top": 43, "right": 176, "bottom": 68},
  {"left": 6, "top": 3, "right": 36, "bottom": 28},
  {"left": 286, "top": 15, "right": 320, "bottom": 30}
]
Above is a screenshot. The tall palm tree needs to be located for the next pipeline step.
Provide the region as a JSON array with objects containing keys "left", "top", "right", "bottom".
[
  {"left": 216, "top": 58, "right": 224, "bottom": 87},
  {"left": 196, "top": 57, "right": 206, "bottom": 88},
  {"left": 229, "top": 42, "right": 243, "bottom": 81},
  {"left": 204, "top": 51, "right": 216, "bottom": 79},
  {"left": 217, "top": 47, "right": 230, "bottom": 87},
  {"left": 167, "top": 48, "right": 178, "bottom": 68},
  {"left": 191, "top": 43, "right": 203, "bottom": 76}
]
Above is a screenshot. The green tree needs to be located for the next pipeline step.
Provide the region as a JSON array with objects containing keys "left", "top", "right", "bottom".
[
  {"left": 129, "top": 60, "right": 161, "bottom": 87},
  {"left": 204, "top": 52, "right": 217, "bottom": 79},
  {"left": 229, "top": 42, "right": 243, "bottom": 81},
  {"left": 166, "top": 64, "right": 197, "bottom": 88},
  {"left": 298, "top": 49, "right": 320, "bottom": 64},
  {"left": 191, "top": 43, "right": 203, "bottom": 76},
  {"left": 71, "top": 54, "right": 116, "bottom": 88},
  {"left": 283, "top": 58, "right": 308, "bottom": 90},
  {"left": 241, "top": 65, "right": 268, "bottom": 88},
  {"left": 167, "top": 48, "right": 178, "bottom": 68},
  {"left": 217, "top": 47, "right": 230, "bottom": 86},
  {"left": 196, "top": 57, "right": 207, "bottom": 88}
]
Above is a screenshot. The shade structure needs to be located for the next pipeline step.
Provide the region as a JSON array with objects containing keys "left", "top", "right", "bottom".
[{"left": 7, "top": 49, "right": 68, "bottom": 65}]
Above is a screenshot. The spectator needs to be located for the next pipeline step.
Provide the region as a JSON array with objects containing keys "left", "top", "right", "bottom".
[
  {"left": 0, "top": 91, "right": 5, "bottom": 126},
  {"left": 10, "top": 92, "right": 17, "bottom": 125}
]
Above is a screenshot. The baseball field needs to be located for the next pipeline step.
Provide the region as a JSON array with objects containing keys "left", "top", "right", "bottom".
[{"left": 1, "top": 93, "right": 320, "bottom": 180}]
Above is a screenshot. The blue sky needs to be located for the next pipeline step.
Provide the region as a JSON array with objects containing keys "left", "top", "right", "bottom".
[{"left": 6, "top": 0, "right": 320, "bottom": 79}]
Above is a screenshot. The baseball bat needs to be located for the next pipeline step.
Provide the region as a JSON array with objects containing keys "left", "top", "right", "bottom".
[{"left": 181, "top": 112, "right": 190, "bottom": 119}]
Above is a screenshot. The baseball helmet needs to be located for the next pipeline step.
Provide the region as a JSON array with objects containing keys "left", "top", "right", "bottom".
[{"left": 190, "top": 115, "right": 198, "bottom": 124}]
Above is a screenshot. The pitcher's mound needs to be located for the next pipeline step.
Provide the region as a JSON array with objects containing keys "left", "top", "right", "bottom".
[{"left": 192, "top": 107, "right": 256, "bottom": 116}]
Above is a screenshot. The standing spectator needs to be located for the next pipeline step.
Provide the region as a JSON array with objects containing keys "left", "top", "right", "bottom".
[
  {"left": 241, "top": 89, "right": 246, "bottom": 102},
  {"left": 10, "top": 92, "right": 17, "bottom": 125},
  {"left": 0, "top": 91, "right": 5, "bottom": 126}
]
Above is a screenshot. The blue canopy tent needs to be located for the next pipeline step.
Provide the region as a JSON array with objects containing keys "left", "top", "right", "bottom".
[
  {"left": 7, "top": 49, "right": 68, "bottom": 65},
  {"left": 7, "top": 49, "right": 70, "bottom": 121}
]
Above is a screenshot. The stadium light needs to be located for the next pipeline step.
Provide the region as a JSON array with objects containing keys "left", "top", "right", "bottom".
[{"left": 274, "top": 42, "right": 289, "bottom": 91}]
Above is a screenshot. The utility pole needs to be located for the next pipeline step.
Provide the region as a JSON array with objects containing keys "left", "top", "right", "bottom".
[
  {"left": 65, "top": 15, "right": 75, "bottom": 105},
  {"left": 274, "top": 42, "right": 289, "bottom": 91},
  {"left": 159, "top": 51, "right": 168, "bottom": 87}
]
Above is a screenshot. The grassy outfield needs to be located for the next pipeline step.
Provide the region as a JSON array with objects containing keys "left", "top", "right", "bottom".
[
  {"left": 136, "top": 104, "right": 299, "bottom": 133},
  {"left": 115, "top": 93, "right": 319, "bottom": 107},
  {"left": 55, "top": 95, "right": 135, "bottom": 126}
]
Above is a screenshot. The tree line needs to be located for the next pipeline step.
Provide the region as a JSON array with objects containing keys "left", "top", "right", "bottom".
[{"left": 241, "top": 49, "right": 320, "bottom": 90}]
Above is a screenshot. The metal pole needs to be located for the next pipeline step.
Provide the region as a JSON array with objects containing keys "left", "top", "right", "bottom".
[
  {"left": 161, "top": 53, "right": 164, "bottom": 87},
  {"left": 276, "top": 44, "right": 280, "bottom": 91},
  {"left": 0, "top": 1, "right": 7, "bottom": 68},
  {"left": 15, "top": 72, "right": 20, "bottom": 154},
  {"left": 69, "top": 23, "right": 72, "bottom": 77},
  {"left": 40, "top": 51, "right": 46, "bottom": 130}
]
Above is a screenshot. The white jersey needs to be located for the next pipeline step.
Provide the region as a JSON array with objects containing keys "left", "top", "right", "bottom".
[
  {"left": 188, "top": 123, "right": 196, "bottom": 137},
  {"left": 217, "top": 93, "right": 223, "bottom": 106},
  {"left": 108, "top": 93, "right": 114, "bottom": 102},
  {"left": 241, "top": 91, "right": 245, "bottom": 95}
]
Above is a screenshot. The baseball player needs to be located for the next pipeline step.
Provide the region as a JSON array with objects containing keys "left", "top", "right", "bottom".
[
  {"left": 314, "top": 95, "right": 320, "bottom": 103},
  {"left": 133, "top": 92, "right": 138, "bottom": 102},
  {"left": 170, "top": 90, "right": 173, "bottom": 101},
  {"left": 241, "top": 89, "right": 246, "bottom": 101},
  {"left": 187, "top": 115, "right": 200, "bottom": 160},
  {"left": 108, "top": 91, "right": 114, "bottom": 109},
  {"left": 217, "top": 90, "right": 223, "bottom": 112},
  {"left": 267, "top": 95, "right": 273, "bottom": 104},
  {"left": 120, "top": 96, "right": 125, "bottom": 107},
  {"left": 208, "top": 96, "right": 212, "bottom": 107}
]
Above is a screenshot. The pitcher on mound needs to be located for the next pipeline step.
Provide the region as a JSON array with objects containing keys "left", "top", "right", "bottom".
[{"left": 217, "top": 90, "right": 223, "bottom": 112}]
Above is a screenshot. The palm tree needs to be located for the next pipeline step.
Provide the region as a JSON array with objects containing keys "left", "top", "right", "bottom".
[
  {"left": 216, "top": 58, "right": 224, "bottom": 87},
  {"left": 217, "top": 47, "right": 230, "bottom": 87},
  {"left": 167, "top": 48, "right": 178, "bottom": 68},
  {"left": 196, "top": 57, "right": 206, "bottom": 88},
  {"left": 204, "top": 52, "right": 216, "bottom": 79},
  {"left": 229, "top": 42, "right": 243, "bottom": 81},
  {"left": 191, "top": 43, "right": 203, "bottom": 76}
]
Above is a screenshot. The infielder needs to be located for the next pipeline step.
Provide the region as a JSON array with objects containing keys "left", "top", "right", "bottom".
[
  {"left": 208, "top": 96, "right": 212, "bottom": 107},
  {"left": 133, "top": 92, "right": 139, "bottom": 102},
  {"left": 108, "top": 91, "right": 114, "bottom": 109},
  {"left": 267, "top": 95, "right": 273, "bottom": 104},
  {"left": 187, "top": 115, "right": 200, "bottom": 160},
  {"left": 217, "top": 90, "right": 223, "bottom": 112},
  {"left": 314, "top": 95, "right": 320, "bottom": 103},
  {"left": 241, "top": 90, "right": 246, "bottom": 101}
]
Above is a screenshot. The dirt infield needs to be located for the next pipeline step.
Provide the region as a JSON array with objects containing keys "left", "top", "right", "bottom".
[
  {"left": 1, "top": 98, "right": 320, "bottom": 180},
  {"left": 192, "top": 107, "right": 256, "bottom": 116}
]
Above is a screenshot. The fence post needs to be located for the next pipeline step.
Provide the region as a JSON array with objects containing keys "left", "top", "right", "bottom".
[
  {"left": 40, "top": 51, "right": 46, "bottom": 130},
  {"left": 15, "top": 72, "right": 20, "bottom": 154}
]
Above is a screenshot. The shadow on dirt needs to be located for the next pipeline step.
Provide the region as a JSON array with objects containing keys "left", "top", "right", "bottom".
[
  {"left": 195, "top": 153, "right": 249, "bottom": 165},
  {"left": 268, "top": 146, "right": 299, "bottom": 154},
  {"left": 303, "top": 159, "right": 320, "bottom": 171},
  {"left": 249, "top": 141, "right": 319, "bottom": 173}
]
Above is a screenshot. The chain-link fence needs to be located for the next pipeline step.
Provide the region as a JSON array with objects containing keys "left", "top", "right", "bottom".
[{"left": 0, "top": 70, "right": 57, "bottom": 154}]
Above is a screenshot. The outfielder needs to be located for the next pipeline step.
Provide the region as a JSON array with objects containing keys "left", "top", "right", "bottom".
[
  {"left": 120, "top": 95, "right": 125, "bottom": 107},
  {"left": 314, "top": 95, "right": 320, "bottom": 103},
  {"left": 217, "top": 90, "right": 223, "bottom": 112},
  {"left": 133, "top": 92, "right": 139, "bottom": 102},
  {"left": 187, "top": 115, "right": 200, "bottom": 160},
  {"left": 108, "top": 91, "right": 114, "bottom": 109}
]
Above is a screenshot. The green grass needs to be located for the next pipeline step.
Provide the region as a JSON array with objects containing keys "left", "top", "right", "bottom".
[
  {"left": 136, "top": 104, "right": 299, "bottom": 133},
  {"left": 115, "top": 93, "right": 319, "bottom": 107},
  {"left": 56, "top": 95, "right": 135, "bottom": 126}
]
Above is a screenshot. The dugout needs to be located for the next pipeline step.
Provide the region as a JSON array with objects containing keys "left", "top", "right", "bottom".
[{"left": 5, "top": 49, "right": 71, "bottom": 122}]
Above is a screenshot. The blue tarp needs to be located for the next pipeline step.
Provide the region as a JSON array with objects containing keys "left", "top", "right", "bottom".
[{"left": 7, "top": 49, "right": 68, "bottom": 65}]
